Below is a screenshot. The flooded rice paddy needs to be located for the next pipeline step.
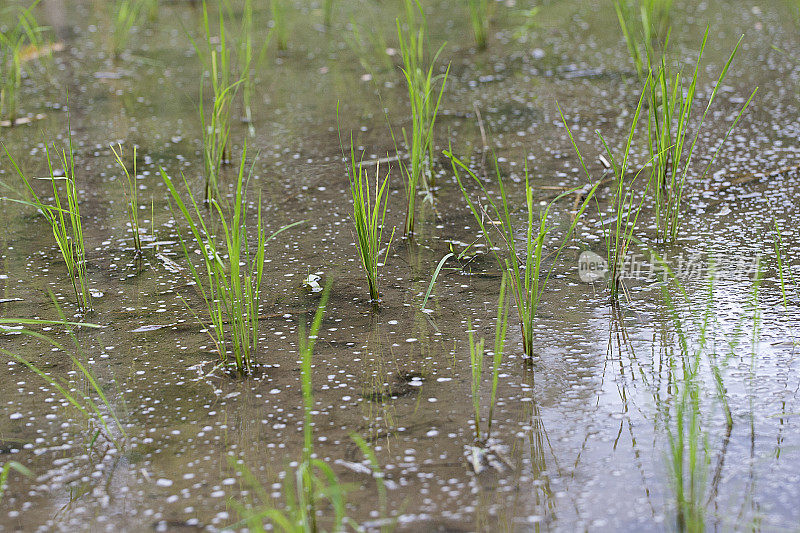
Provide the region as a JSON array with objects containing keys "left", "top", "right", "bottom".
[{"left": 1, "top": 0, "right": 800, "bottom": 531}]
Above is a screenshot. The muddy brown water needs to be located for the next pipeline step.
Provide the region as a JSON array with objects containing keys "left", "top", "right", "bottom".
[{"left": 1, "top": 0, "right": 799, "bottom": 531}]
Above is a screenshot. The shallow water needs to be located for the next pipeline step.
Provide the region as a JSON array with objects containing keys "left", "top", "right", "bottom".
[{"left": 1, "top": 0, "right": 799, "bottom": 531}]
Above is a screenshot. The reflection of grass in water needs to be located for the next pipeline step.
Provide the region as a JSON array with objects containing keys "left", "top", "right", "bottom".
[
  {"left": 3, "top": 131, "right": 92, "bottom": 312},
  {"left": 230, "top": 285, "right": 393, "bottom": 532},
  {"left": 0, "top": 306, "right": 127, "bottom": 450},
  {"left": 656, "top": 255, "right": 763, "bottom": 531},
  {"left": 467, "top": 273, "right": 508, "bottom": 442}
]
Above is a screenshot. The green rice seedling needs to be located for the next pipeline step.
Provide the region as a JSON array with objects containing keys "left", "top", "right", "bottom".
[
  {"left": 142, "top": 0, "right": 159, "bottom": 22},
  {"left": 645, "top": 31, "right": 757, "bottom": 243},
  {"left": 219, "top": 0, "right": 272, "bottom": 136},
  {"left": 614, "top": 0, "right": 673, "bottom": 77},
  {"left": 466, "top": 274, "right": 508, "bottom": 442},
  {"left": 160, "top": 145, "right": 301, "bottom": 374},
  {"left": 323, "top": 0, "right": 335, "bottom": 27},
  {"left": 0, "top": 311, "right": 126, "bottom": 449},
  {"left": 110, "top": 0, "right": 142, "bottom": 58},
  {"left": 0, "top": 1, "right": 47, "bottom": 124},
  {"left": 396, "top": 0, "right": 450, "bottom": 236},
  {"left": 446, "top": 150, "right": 599, "bottom": 360},
  {"left": 0, "top": 461, "right": 31, "bottom": 504},
  {"left": 199, "top": 75, "right": 240, "bottom": 202},
  {"left": 559, "top": 79, "right": 652, "bottom": 298},
  {"left": 271, "top": 0, "right": 289, "bottom": 51},
  {"left": 345, "top": 21, "right": 394, "bottom": 77},
  {"left": 192, "top": 1, "right": 242, "bottom": 201},
  {"left": 342, "top": 134, "right": 395, "bottom": 303},
  {"left": 2, "top": 135, "right": 92, "bottom": 312},
  {"left": 467, "top": 0, "right": 490, "bottom": 50},
  {"left": 110, "top": 143, "right": 143, "bottom": 257}
]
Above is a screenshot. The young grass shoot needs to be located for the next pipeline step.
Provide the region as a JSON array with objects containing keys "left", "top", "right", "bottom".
[
  {"left": 446, "top": 150, "right": 598, "bottom": 359},
  {"left": 342, "top": 134, "right": 395, "bottom": 303},
  {"left": 3, "top": 134, "right": 92, "bottom": 312},
  {"left": 160, "top": 145, "right": 301, "bottom": 374},
  {"left": 396, "top": 0, "right": 449, "bottom": 236},
  {"left": 110, "top": 143, "right": 143, "bottom": 257}
]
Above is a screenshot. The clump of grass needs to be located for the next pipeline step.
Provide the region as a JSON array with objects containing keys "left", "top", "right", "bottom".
[
  {"left": 110, "top": 143, "right": 143, "bottom": 257},
  {"left": 446, "top": 150, "right": 598, "bottom": 359},
  {"left": 199, "top": 74, "right": 239, "bottom": 203},
  {"left": 3, "top": 134, "right": 92, "bottom": 313},
  {"left": 110, "top": 0, "right": 142, "bottom": 58},
  {"left": 645, "top": 31, "right": 757, "bottom": 243},
  {"left": 217, "top": 0, "right": 272, "bottom": 136},
  {"left": 559, "top": 79, "right": 652, "bottom": 298},
  {"left": 160, "top": 145, "right": 301, "bottom": 375},
  {"left": 467, "top": 0, "right": 490, "bottom": 50},
  {"left": 467, "top": 273, "right": 508, "bottom": 442},
  {"left": 396, "top": 0, "right": 450, "bottom": 237},
  {"left": 0, "top": 1, "right": 48, "bottom": 124},
  {"left": 614, "top": 0, "right": 673, "bottom": 77},
  {"left": 341, "top": 132, "right": 395, "bottom": 303},
  {"left": 323, "top": 0, "right": 335, "bottom": 27},
  {"left": 230, "top": 285, "right": 393, "bottom": 531},
  {"left": 271, "top": 0, "right": 289, "bottom": 51},
  {"left": 191, "top": 1, "right": 245, "bottom": 201},
  {"left": 0, "top": 461, "right": 31, "bottom": 504}
]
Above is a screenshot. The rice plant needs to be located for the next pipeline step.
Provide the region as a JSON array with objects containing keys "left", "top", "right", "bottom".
[
  {"left": 342, "top": 134, "right": 395, "bottom": 303},
  {"left": 218, "top": 0, "right": 272, "bottom": 136},
  {"left": 2, "top": 135, "right": 92, "bottom": 313},
  {"left": 0, "top": 1, "right": 47, "bottom": 125},
  {"left": 645, "top": 32, "right": 757, "bottom": 243},
  {"left": 396, "top": 0, "right": 450, "bottom": 237},
  {"left": 192, "top": 1, "right": 243, "bottom": 201},
  {"left": 271, "top": 0, "right": 289, "bottom": 51},
  {"left": 323, "top": 0, "right": 335, "bottom": 27},
  {"left": 467, "top": 273, "right": 508, "bottom": 442},
  {"left": 467, "top": 0, "right": 490, "bottom": 50},
  {"left": 614, "top": 0, "right": 673, "bottom": 77},
  {"left": 559, "top": 78, "right": 652, "bottom": 298},
  {"left": 229, "top": 285, "right": 392, "bottom": 531},
  {"left": 446, "top": 150, "right": 599, "bottom": 360},
  {"left": 160, "top": 145, "right": 301, "bottom": 374},
  {"left": 110, "top": 0, "right": 143, "bottom": 58},
  {"left": 110, "top": 143, "right": 143, "bottom": 257},
  {"left": 0, "top": 461, "right": 31, "bottom": 504}
]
